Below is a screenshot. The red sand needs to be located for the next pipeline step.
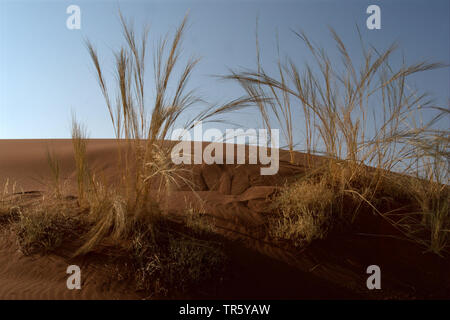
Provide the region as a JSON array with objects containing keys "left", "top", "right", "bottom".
[{"left": 0, "top": 139, "right": 449, "bottom": 299}]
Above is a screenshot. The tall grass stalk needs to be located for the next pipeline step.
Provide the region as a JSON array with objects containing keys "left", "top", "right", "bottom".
[
  {"left": 46, "top": 149, "right": 61, "bottom": 199},
  {"left": 71, "top": 113, "right": 89, "bottom": 205}
]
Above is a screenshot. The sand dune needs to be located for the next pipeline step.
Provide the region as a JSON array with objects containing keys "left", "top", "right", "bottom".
[{"left": 0, "top": 140, "right": 449, "bottom": 299}]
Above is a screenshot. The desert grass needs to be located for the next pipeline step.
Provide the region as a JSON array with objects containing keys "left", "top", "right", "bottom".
[
  {"left": 0, "top": 179, "right": 15, "bottom": 213},
  {"left": 14, "top": 199, "right": 83, "bottom": 255},
  {"left": 226, "top": 26, "right": 449, "bottom": 254},
  {"left": 81, "top": 12, "right": 252, "bottom": 254},
  {"left": 0, "top": 179, "right": 21, "bottom": 226},
  {"left": 271, "top": 179, "right": 334, "bottom": 246},
  {"left": 61, "top": 12, "right": 243, "bottom": 294},
  {"left": 130, "top": 217, "right": 227, "bottom": 298},
  {"left": 397, "top": 145, "right": 449, "bottom": 254},
  {"left": 45, "top": 149, "right": 62, "bottom": 199},
  {"left": 185, "top": 204, "right": 216, "bottom": 236},
  {"left": 75, "top": 10, "right": 252, "bottom": 252},
  {"left": 2, "top": 13, "right": 234, "bottom": 297},
  {"left": 71, "top": 113, "right": 89, "bottom": 205},
  {"left": 8, "top": 12, "right": 447, "bottom": 300},
  {"left": 233, "top": 18, "right": 296, "bottom": 163}
]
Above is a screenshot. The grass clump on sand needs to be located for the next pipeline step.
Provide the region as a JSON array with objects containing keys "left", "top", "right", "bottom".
[
  {"left": 270, "top": 162, "right": 378, "bottom": 246},
  {"left": 131, "top": 218, "right": 227, "bottom": 298},
  {"left": 226, "top": 25, "right": 449, "bottom": 254},
  {"left": 76, "top": 11, "right": 250, "bottom": 254},
  {"left": 15, "top": 201, "right": 83, "bottom": 255},
  {"left": 271, "top": 179, "right": 334, "bottom": 246},
  {"left": 185, "top": 205, "right": 217, "bottom": 236},
  {"left": 62, "top": 12, "right": 242, "bottom": 295},
  {"left": 397, "top": 157, "right": 450, "bottom": 254}
]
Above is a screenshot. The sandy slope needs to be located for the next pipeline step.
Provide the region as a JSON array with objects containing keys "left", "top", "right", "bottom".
[
  {"left": 0, "top": 229, "right": 140, "bottom": 300},
  {"left": 0, "top": 139, "right": 123, "bottom": 193}
]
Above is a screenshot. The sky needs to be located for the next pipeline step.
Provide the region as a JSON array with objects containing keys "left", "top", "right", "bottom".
[{"left": 0, "top": 0, "right": 449, "bottom": 144}]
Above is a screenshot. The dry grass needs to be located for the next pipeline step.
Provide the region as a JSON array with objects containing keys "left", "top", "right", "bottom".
[
  {"left": 14, "top": 201, "right": 82, "bottom": 255},
  {"left": 185, "top": 203, "right": 216, "bottom": 235},
  {"left": 75, "top": 11, "right": 253, "bottom": 256},
  {"left": 124, "top": 199, "right": 225, "bottom": 297},
  {"left": 395, "top": 150, "right": 449, "bottom": 254},
  {"left": 5, "top": 12, "right": 447, "bottom": 301},
  {"left": 45, "top": 149, "right": 62, "bottom": 198},
  {"left": 226, "top": 26, "right": 449, "bottom": 254},
  {"left": 270, "top": 161, "right": 378, "bottom": 246},
  {"left": 271, "top": 179, "right": 334, "bottom": 246},
  {"left": 130, "top": 219, "right": 227, "bottom": 298},
  {"left": 1, "top": 179, "right": 14, "bottom": 213},
  {"left": 71, "top": 113, "right": 89, "bottom": 205},
  {"left": 0, "top": 179, "right": 20, "bottom": 226},
  {"left": 232, "top": 17, "right": 296, "bottom": 163},
  {"left": 59, "top": 12, "right": 236, "bottom": 294}
]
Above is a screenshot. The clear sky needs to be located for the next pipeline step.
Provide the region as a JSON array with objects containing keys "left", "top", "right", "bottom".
[{"left": 0, "top": 0, "right": 448, "bottom": 142}]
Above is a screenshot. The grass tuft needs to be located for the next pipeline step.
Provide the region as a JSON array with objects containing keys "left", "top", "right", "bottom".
[
  {"left": 271, "top": 179, "right": 334, "bottom": 246},
  {"left": 130, "top": 218, "right": 227, "bottom": 298},
  {"left": 15, "top": 202, "right": 81, "bottom": 255}
]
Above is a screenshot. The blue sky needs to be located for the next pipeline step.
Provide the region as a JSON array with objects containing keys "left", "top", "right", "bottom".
[{"left": 0, "top": 0, "right": 448, "bottom": 141}]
